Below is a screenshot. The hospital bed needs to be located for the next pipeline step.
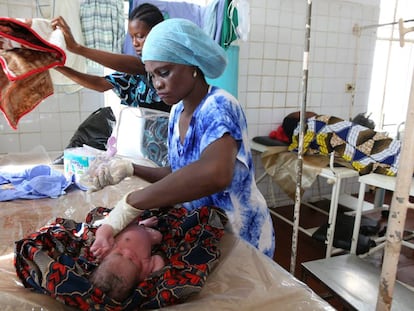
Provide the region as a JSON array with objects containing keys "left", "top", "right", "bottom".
[
  {"left": 251, "top": 140, "right": 362, "bottom": 258},
  {"left": 0, "top": 115, "right": 333, "bottom": 310}
]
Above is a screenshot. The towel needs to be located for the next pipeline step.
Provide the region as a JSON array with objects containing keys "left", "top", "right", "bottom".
[
  {"left": 80, "top": 0, "right": 125, "bottom": 68},
  {"left": 0, "top": 17, "right": 66, "bottom": 129},
  {"left": 124, "top": 0, "right": 204, "bottom": 55},
  {"left": 49, "top": 0, "right": 87, "bottom": 93},
  {"left": 0, "top": 164, "right": 74, "bottom": 201}
]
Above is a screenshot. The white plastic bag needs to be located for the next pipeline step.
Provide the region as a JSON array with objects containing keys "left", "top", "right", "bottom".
[{"left": 235, "top": 0, "right": 250, "bottom": 41}]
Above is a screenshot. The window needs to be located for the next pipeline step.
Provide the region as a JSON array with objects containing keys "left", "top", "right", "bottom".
[{"left": 367, "top": 0, "right": 414, "bottom": 137}]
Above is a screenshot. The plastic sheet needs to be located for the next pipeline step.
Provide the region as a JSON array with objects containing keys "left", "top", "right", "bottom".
[{"left": 0, "top": 151, "right": 334, "bottom": 311}]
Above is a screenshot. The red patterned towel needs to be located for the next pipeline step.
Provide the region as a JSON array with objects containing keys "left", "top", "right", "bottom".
[{"left": 0, "top": 17, "right": 65, "bottom": 129}]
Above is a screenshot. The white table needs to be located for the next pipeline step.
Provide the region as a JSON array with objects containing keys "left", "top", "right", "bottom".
[
  {"left": 350, "top": 173, "right": 414, "bottom": 255},
  {"left": 0, "top": 149, "right": 333, "bottom": 311},
  {"left": 302, "top": 254, "right": 414, "bottom": 311},
  {"left": 251, "top": 140, "right": 361, "bottom": 257}
]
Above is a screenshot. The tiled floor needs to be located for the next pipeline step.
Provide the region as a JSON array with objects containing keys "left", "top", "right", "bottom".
[{"left": 271, "top": 190, "right": 414, "bottom": 310}]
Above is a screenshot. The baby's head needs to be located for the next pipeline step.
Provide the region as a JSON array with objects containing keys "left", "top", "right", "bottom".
[
  {"left": 90, "top": 253, "right": 140, "bottom": 301},
  {"left": 90, "top": 223, "right": 164, "bottom": 301}
]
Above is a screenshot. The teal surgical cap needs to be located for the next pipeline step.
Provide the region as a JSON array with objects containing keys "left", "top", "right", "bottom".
[{"left": 142, "top": 18, "right": 227, "bottom": 79}]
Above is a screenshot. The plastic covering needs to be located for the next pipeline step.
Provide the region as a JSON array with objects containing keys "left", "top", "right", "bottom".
[
  {"left": 0, "top": 148, "right": 334, "bottom": 311},
  {"left": 234, "top": 0, "right": 250, "bottom": 41}
]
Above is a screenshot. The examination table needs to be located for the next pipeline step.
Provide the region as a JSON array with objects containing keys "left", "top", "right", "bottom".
[{"left": 0, "top": 150, "right": 333, "bottom": 310}]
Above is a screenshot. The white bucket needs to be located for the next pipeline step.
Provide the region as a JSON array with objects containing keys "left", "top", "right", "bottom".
[{"left": 63, "top": 146, "right": 102, "bottom": 182}]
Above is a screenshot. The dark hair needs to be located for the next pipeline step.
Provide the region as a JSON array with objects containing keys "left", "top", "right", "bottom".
[
  {"left": 129, "top": 3, "right": 164, "bottom": 29},
  {"left": 90, "top": 261, "right": 138, "bottom": 301}
]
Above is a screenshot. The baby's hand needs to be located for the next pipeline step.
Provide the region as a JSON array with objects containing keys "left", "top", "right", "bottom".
[{"left": 90, "top": 224, "right": 115, "bottom": 261}]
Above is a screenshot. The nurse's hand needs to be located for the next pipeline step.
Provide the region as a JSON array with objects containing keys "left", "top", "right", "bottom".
[{"left": 88, "top": 157, "right": 134, "bottom": 191}]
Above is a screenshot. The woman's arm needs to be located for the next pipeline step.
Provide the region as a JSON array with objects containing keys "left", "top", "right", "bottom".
[
  {"left": 54, "top": 66, "right": 113, "bottom": 92},
  {"left": 89, "top": 136, "right": 237, "bottom": 250},
  {"left": 51, "top": 16, "right": 146, "bottom": 75},
  {"left": 127, "top": 134, "right": 238, "bottom": 209},
  {"left": 68, "top": 44, "right": 145, "bottom": 75},
  {"left": 132, "top": 165, "right": 172, "bottom": 184}
]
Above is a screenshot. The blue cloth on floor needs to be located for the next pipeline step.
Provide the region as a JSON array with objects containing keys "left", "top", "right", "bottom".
[{"left": 0, "top": 165, "right": 75, "bottom": 201}]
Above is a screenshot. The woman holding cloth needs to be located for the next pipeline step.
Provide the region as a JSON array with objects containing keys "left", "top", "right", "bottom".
[
  {"left": 52, "top": 3, "right": 170, "bottom": 112},
  {"left": 90, "top": 18, "right": 275, "bottom": 258}
]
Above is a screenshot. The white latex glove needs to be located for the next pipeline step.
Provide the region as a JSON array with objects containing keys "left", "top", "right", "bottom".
[
  {"left": 101, "top": 192, "right": 143, "bottom": 235},
  {"left": 87, "top": 157, "right": 134, "bottom": 191}
]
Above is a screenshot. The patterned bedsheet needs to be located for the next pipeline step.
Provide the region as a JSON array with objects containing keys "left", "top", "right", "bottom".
[
  {"left": 15, "top": 205, "right": 227, "bottom": 310},
  {"left": 289, "top": 115, "right": 401, "bottom": 176}
]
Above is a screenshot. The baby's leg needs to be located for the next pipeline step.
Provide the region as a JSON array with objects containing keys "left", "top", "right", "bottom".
[
  {"left": 138, "top": 216, "right": 158, "bottom": 228},
  {"left": 139, "top": 216, "right": 162, "bottom": 244},
  {"left": 151, "top": 254, "right": 166, "bottom": 272}
]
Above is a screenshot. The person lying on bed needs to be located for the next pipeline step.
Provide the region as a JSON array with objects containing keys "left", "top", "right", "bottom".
[
  {"left": 90, "top": 216, "right": 165, "bottom": 301},
  {"left": 86, "top": 18, "right": 275, "bottom": 259}
]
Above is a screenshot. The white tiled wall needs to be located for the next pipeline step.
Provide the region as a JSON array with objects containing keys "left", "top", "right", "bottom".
[
  {"left": 239, "top": 0, "right": 380, "bottom": 138},
  {"left": 0, "top": 0, "right": 380, "bottom": 205},
  {"left": 0, "top": 0, "right": 106, "bottom": 154},
  {"left": 0, "top": 0, "right": 380, "bottom": 153},
  {"left": 0, "top": 85, "right": 105, "bottom": 154},
  {"left": 238, "top": 0, "right": 380, "bottom": 205}
]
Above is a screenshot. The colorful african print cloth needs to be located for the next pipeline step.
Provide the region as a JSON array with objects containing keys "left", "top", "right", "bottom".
[
  {"left": 14, "top": 206, "right": 227, "bottom": 310},
  {"left": 289, "top": 115, "right": 401, "bottom": 176},
  {"left": 104, "top": 72, "right": 170, "bottom": 113},
  {"left": 141, "top": 114, "right": 169, "bottom": 167}
]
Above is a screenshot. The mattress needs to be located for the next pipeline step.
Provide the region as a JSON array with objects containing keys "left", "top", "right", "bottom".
[{"left": 0, "top": 150, "right": 334, "bottom": 311}]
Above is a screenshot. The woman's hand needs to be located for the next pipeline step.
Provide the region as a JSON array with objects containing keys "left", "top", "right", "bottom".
[
  {"left": 86, "top": 157, "right": 135, "bottom": 191},
  {"left": 51, "top": 16, "right": 80, "bottom": 53}
]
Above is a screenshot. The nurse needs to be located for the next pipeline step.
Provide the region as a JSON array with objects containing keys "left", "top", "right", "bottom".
[
  {"left": 90, "top": 18, "right": 275, "bottom": 258},
  {"left": 51, "top": 3, "right": 170, "bottom": 112}
]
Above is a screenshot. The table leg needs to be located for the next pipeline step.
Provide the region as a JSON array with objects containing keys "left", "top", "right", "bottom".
[
  {"left": 325, "top": 176, "right": 341, "bottom": 258},
  {"left": 351, "top": 182, "right": 366, "bottom": 254}
]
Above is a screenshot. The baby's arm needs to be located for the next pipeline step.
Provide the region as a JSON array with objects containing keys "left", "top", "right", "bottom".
[
  {"left": 138, "top": 216, "right": 158, "bottom": 228},
  {"left": 90, "top": 224, "right": 115, "bottom": 261}
]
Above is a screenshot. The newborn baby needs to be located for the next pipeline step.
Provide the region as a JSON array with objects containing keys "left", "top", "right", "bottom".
[{"left": 89, "top": 216, "right": 165, "bottom": 301}]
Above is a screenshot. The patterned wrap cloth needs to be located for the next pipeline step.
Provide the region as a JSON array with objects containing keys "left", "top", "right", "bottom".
[
  {"left": 289, "top": 115, "right": 401, "bottom": 176},
  {"left": 14, "top": 205, "right": 228, "bottom": 310},
  {"left": 141, "top": 114, "right": 169, "bottom": 167}
]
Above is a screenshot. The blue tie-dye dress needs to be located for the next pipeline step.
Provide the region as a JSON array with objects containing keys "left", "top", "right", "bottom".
[{"left": 168, "top": 86, "right": 275, "bottom": 258}]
